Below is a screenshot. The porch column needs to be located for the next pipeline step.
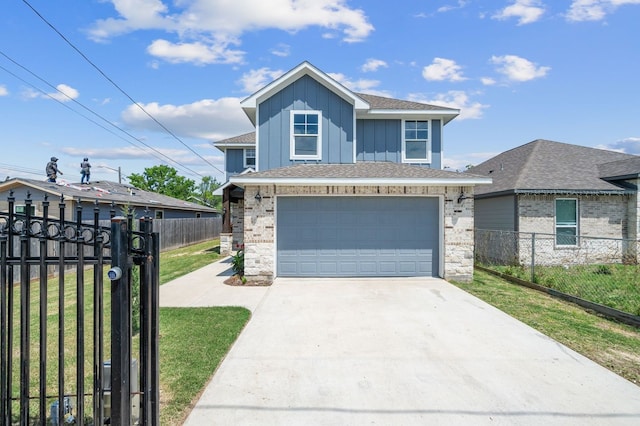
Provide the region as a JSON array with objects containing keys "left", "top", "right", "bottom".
[{"left": 220, "top": 186, "right": 233, "bottom": 256}]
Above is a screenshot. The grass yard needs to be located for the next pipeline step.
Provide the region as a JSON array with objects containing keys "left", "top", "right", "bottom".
[
  {"left": 159, "top": 239, "right": 222, "bottom": 284},
  {"left": 453, "top": 269, "right": 640, "bottom": 385},
  {"left": 159, "top": 307, "right": 250, "bottom": 425},
  {"left": 482, "top": 263, "right": 640, "bottom": 315},
  {"left": 5, "top": 238, "right": 249, "bottom": 425}
]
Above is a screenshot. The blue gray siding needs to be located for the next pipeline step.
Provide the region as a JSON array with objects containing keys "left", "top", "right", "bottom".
[
  {"left": 356, "top": 119, "right": 442, "bottom": 168},
  {"left": 258, "top": 75, "right": 354, "bottom": 170},
  {"left": 356, "top": 120, "right": 401, "bottom": 162},
  {"left": 225, "top": 149, "right": 245, "bottom": 178},
  {"left": 474, "top": 195, "right": 517, "bottom": 231}
]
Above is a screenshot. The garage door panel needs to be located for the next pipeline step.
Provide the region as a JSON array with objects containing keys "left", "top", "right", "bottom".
[{"left": 277, "top": 196, "right": 439, "bottom": 277}]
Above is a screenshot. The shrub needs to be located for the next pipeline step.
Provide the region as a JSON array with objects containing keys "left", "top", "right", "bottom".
[{"left": 232, "top": 250, "right": 244, "bottom": 277}]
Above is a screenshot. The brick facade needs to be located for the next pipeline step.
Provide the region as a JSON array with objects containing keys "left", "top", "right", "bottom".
[
  {"left": 238, "top": 184, "right": 476, "bottom": 283},
  {"left": 517, "top": 193, "right": 638, "bottom": 265}
]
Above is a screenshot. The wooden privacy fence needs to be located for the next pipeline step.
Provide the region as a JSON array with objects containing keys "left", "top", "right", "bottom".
[{"left": 100, "top": 217, "right": 221, "bottom": 252}]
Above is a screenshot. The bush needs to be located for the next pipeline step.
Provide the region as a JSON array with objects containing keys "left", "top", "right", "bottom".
[{"left": 232, "top": 250, "right": 244, "bottom": 277}]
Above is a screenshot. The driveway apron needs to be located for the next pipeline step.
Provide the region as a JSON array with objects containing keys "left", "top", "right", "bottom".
[{"left": 184, "top": 277, "right": 640, "bottom": 426}]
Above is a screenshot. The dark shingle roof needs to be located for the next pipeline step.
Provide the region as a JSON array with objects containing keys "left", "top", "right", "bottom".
[
  {"left": 466, "top": 139, "right": 639, "bottom": 196},
  {"left": 598, "top": 157, "right": 640, "bottom": 180},
  {"left": 231, "top": 162, "right": 487, "bottom": 181},
  {"left": 0, "top": 178, "right": 218, "bottom": 212},
  {"left": 214, "top": 131, "right": 256, "bottom": 146},
  {"left": 355, "top": 93, "right": 458, "bottom": 112}
]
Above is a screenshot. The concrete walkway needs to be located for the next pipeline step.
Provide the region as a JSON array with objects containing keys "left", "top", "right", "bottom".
[
  {"left": 161, "top": 263, "right": 640, "bottom": 425},
  {"left": 160, "top": 257, "right": 269, "bottom": 311}
]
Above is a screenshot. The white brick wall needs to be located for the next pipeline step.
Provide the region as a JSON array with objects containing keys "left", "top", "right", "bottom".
[
  {"left": 517, "top": 193, "right": 638, "bottom": 265},
  {"left": 241, "top": 184, "right": 476, "bottom": 282}
]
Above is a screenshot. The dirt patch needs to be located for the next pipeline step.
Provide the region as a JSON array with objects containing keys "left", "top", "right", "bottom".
[{"left": 224, "top": 275, "right": 272, "bottom": 286}]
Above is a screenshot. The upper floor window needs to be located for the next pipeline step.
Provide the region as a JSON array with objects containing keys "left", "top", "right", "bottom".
[
  {"left": 290, "top": 110, "right": 322, "bottom": 160},
  {"left": 402, "top": 120, "right": 430, "bottom": 163},
  {"left": 244, "top": 148, "right": 256, "bottom": 168},
  {"left": 555, "top": 199, "right": 578, "bottom": 246}
]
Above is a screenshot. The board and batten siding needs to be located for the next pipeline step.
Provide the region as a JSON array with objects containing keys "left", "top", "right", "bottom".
[
  {"left": 258, "top": 74, "right": 354, "bottom": 170},
  {"left": 225, "top": 148, "right": 245, "bottom": 178},
  {"left": 356, "top": 119, "right": 442, "bottom": 168},
  {"left": 475, "top": 195, "right": 517, "bottom": 231}
]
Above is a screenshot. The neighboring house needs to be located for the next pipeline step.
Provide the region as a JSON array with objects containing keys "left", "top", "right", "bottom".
[
  {"left": 0, "top": 178, "right": 219, "bottom": 220},
  {"left": 466, "top": 139, "right": 640, "bottom": 264},
  {"left": 214, "top": 61, "right": 491, "bottom": 282}
]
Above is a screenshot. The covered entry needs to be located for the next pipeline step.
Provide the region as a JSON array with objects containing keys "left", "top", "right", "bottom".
[{"left": 277, "top": 196, "right": 439, "bottom": 277}]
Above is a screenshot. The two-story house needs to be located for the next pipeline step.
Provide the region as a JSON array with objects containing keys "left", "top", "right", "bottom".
[{"left": 214, "top": 62, "right": 490, "bottom": 282}]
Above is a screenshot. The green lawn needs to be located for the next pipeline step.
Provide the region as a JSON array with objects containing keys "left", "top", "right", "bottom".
[
  {"left": 453, "top": 270, "right": 640, "bottom": 386},
  {"left": 5, "top": 239, "right": 249, "bottom": 425},
  {"left": 482, "top": 263, "right": 640, "bottom": 315}
]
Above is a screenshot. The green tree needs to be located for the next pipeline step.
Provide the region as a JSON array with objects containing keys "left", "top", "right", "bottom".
[
  {"left": 195, "top": 176, "right": 222, "bottom": 210},
  {"left": 128, "top": 165, "right": 196, "bottom": 201}
]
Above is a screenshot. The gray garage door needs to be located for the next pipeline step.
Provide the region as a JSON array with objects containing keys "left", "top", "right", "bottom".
[{"left": 277, "top": 196, "right": 439, "bottom": 277}]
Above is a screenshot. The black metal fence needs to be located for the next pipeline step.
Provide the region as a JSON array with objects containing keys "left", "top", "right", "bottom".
[
  {"left": 475, "top": 229, "right": 640, "bottom": 323},
  {"left": 0, "top": 192, "right": 159, "bottom": 425}
]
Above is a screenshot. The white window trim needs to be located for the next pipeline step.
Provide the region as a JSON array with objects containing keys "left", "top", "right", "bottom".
[
  {"left": 290, "top": 110, "right": 322, "bottom": 160},
  {"left": 401, "top": 119, "right": 431, "bottom": 164},
  {"left": 155, "top": 210, "right": 164, "bottom": 219},
  {"left": 244, "top": 148, "right": 256, "bottom": 168},
  {"left": 555, "top": 198, "right": 578, "bottom": 247}
]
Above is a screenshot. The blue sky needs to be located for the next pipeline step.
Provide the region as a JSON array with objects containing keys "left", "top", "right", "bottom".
[{"left": 1, "top": 0, "right": 639, "bottom": 184}]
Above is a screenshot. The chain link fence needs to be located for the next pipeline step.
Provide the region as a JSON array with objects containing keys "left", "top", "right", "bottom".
[{"left": 475, "top": 229, "right": 640, "bottom": 318}]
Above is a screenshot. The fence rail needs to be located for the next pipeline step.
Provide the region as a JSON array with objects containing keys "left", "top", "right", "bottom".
[{"left": 475, "top": 229, "right": 640, "bottom": 323}]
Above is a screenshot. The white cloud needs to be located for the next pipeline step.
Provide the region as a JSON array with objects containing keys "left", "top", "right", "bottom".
[
  {"left": 408, "top": 90, "right": 489, "bottom": 120},
  {"left": 490, "top": 55, "right": 550, "bottom": 81},
  {"left": 493, "top": 0, "right": 545, "bottom": 25},
  {"left": 422, "top": 58, "right": 466, "bottom": 82},
  {"left": 120, "top": 97, "right": 254, "bottom": 140},
  {"left": 270, "top": 43, "right": 291, "bottom": 57},
  {"left": 443, "top": 151, "right": 500, "bottom": 171},
  {"left": 147, "top": 38, "right": 244, "bottom": 65},
  {"left": 238, "top": 68, "right": 285, "bottom": 94},
  {"left": 31, "top": 84, "right": 79, "bottom": 102},
  {"left": 566, "top": 0, "right": 640, "bottom": 22},
  {"left": 361, "top": 59, "right": 388, "bottom": 72},
  {"left": 89, "top": 0, "right": 374, "bottom": 64},
  {"left": 437, "top": 1, "right": 468, "bottom": 13},
  {"left": 596, "top": 137, "right": 640, "bottom": 155},
  {"left": 0, "top": 85, "right": 8, "bottom": 96},
  {"left": 327, "top": 73, "right": 391, "bottom": 97},
  {"left": 481, "top": 77, "right": 496, "bottom": 86}
]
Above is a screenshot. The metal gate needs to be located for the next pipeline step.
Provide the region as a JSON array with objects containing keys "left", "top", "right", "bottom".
[{"left": 0, "top": 191, "right": 160, "bottom": 425}]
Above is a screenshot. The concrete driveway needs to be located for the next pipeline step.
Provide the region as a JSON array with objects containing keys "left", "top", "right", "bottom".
[{"left": 183, "top": 277, "right": 640, "bottom": 426}]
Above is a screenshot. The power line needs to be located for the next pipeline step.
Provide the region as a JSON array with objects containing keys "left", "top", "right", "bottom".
[
  {"left": 21, "top": 0, "right": 225, "bottom": 176},
  {"left": 0, "top": 50, "right": 205, "bottom": 178}
]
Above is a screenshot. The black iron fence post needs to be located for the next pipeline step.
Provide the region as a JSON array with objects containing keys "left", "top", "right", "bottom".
[{"left": 110, "top": 216, "right": 132, "bottom": 425}]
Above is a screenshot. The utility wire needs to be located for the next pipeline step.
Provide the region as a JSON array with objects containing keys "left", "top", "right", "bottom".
[
  {"left": 21, "top": 0, "right": 225, "bottom": 176},
  {"left": 0, "top": 52, "right": 204, "bottom": 178}
]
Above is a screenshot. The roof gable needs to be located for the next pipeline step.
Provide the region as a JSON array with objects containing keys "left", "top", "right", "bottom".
[
  {"left": 240, "top": 61, "right": 369, "bottom": 125},
  {"left": 466, "top": 139, "right": 638, "bottom": 196}
]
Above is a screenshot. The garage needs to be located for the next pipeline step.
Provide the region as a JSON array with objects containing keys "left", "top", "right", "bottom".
[{"left": 277, "top": 196, "right": 440, "bottom": 277}]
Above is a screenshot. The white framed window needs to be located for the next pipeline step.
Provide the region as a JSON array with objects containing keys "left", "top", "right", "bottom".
[
  {"left": 290, "top": 110, "right": 322, "bottom": 160},
  {"left": 244, "top": 148, "right": 256, "bottom": 168},
  {"left": 402, "top": 120, "right": 431, "bottom": 163},
  {"left": 155, "top": 210, "right": 164, "bottom": 219},
  {"left": 555, "top": 198, "right": 578, "bottom": 246}
]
